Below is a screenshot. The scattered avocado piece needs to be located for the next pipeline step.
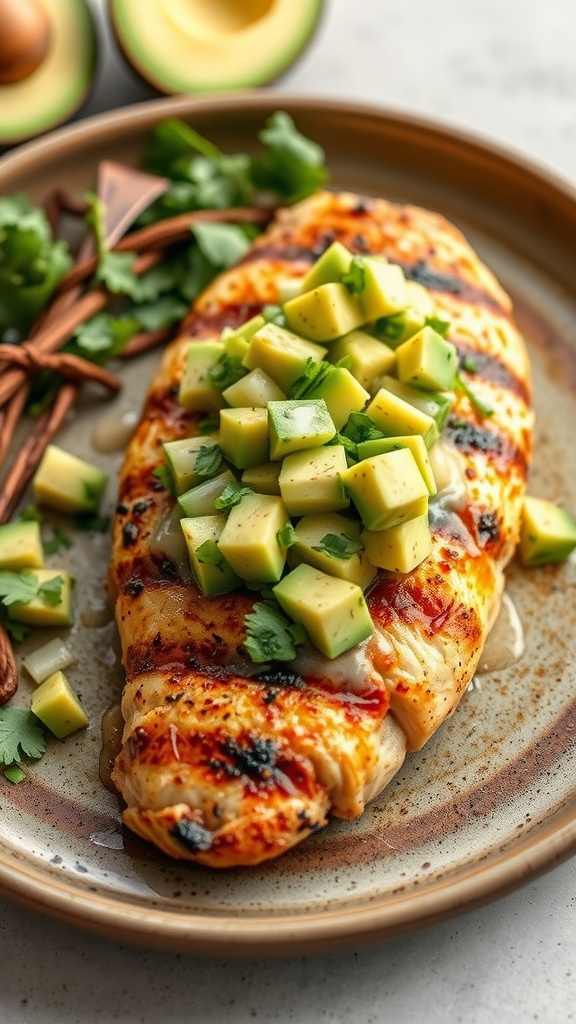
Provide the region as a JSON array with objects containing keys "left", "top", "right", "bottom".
[
  {"left": 268, "top": 399, "right": 336, "bottom": 460},
  {"left": 218, "top": 492, "right": 289, "bottom": 583},
  {"left": 109, "top": 0, "right": 325, "bottom": 94},
  {"left": 341, "top": 449, "right": 429, "bottom": 531},
  {"left": 179, "top": 341, "right": 226, "bottom": 413},
  {"left": 300, "top": 241, "right": 353, "bottom": 292},
  {"left": 361, "top": 514, "right": 432, "bottom": 573},
  {"left": 395, "top": 326, "right": 458, "bottom": 391},
  {"left": 303, "top": 365, "right": 370, "bottom": 430},
  {"left": 0, "top": 0, "right": 97, "bottom": 145},
  {"left": 219, "top": 407, "right": 269, "bottom": 469},
  {"left": 291, "top": 512, "right": 376, "bottom": 590},
  {"left": 241, "top": 461, "right": 282, "bottom": 496},
  {"left": 30, "top": 669, "right": 88, "bottom": 739},
  {"left": 329, "top": 330, "right": 396, "bottom": 391},
  {"left": 283, "top": 282, "right": 365, "bottom": 342},
  {"left": 279, "top": 445, "right": 349, "bottom": 516},
  {"left": 163, "top": 436, "right": 221, "bottom": 495},
  {"left": 380, "top": 375, "right": 455, "bottom": 433},
  {"left": 365, "top": 388, "right": 439, "bottom": 449},
  {"left": 9, "top": 569, "right": 74, "bottom": 628},
  {"left": 180, "top": 514, "right": 241, "bottom": 596},
  {"left": 33, "top": 445, "right": 108, "bottom": 514},
  {"left": 222, "top": 367, "right": 286, "bottom": 408},
  {"left": 357, "top": 435, "right": 437, "bottom": 496},
  {"left": 243, "top": 322, "right": 327, "bottom": 392},
  {"left": 177, "top": 469, "right": 238, "bottom": 518},
  {"left": 519, "top": 496, "right": 576, "bottom": 565},
  {"left": 273, "top": 563, "right": 373, "bottom": 659},
  {"left": 354, "top": 258, "right": 408, "bottom": 322},
  {"left": 0, "top": 520, "right": 43, "bottom": 570}
]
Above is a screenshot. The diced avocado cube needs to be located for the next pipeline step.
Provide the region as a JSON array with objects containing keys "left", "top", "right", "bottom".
[
  {"left": 291, "top": 512, "right": 376, "bottom": 590},
  {"left": 268, "top": 399, "right": 336, "bottom": 460},
  {"left": 243, "top": 322, "right": 327, "bottom": 392},
  {"left": 222, "top": 367, "right": 286, "bottom": 408},
  {"left": 0, "top": 520, "right": 43, "bottom": 570},
  {"left": 354, "top": 258, "right": 408, "bottom": 322},
  {"left": 273, "top": 563, "right": 374, "bottom": 659},
  {"left": 177, "top": 469, "right": 237, "bottom": 518},
  {"left": 222, "top": 314, "right": 266, "bottom": 356},
  {"left": 380, "top": 375, "right": 455, "bottom": 433},
  {"left": 357, "top": 435, "right": 437, "bottom": 495},
  {"left": 30, "top": 670, "right": 88, "bottom": 739},
  {"left": 371, "top": 280, "right": 434, "bottom": 347},
  {"left": 9, "top": 569, "right": 74, "bottom": 628},
  {"left": 304, "top": 366, "right": 370, "bottom": 430},
  {"left": 395, "top": 326, "right": 458, "bottom": 391},
  {"left": 361, "top": 514, "right": 432, "bottom": 573},
  {"left": 341, "top": 449, "right": 429, "bottom": 530},
  {"left": 519, "top": 496, "right": 576, "bottom": 565},
  {"left": 219, "top": 407, "right": 269, "bottom": 469},
  {"left": 163, "top": 436, "right": 221, "bottom": 495},
  {"left": 22, "top": 637, "right": 75, "bottom": 686},
  {"left": 33, "top": 445, "right": 108, "bottom": 514},
  {"left": 178, "top": 341, "right": 225, "bottom": 413},
  {"left": 180, "top": 514, "right": 241, "bottom": 596},
  {"left": 241, "top": 461, "right": 282, "bottom": 495},
  {"left": 279, "top": 445, "right": 349, "bottom": 516},
  {"left": 300, "top": 241, "right": 353, "bottom": 292},
  {"left": 284, "top": 282, "right": 365, "bottom": 342},
  {"left": 329, "top": 329, "right": 396, "bottom": 390},
  {"left": 218, "top": 493, "right": 289, "bottom": 583},
  {"left": 365, "top": 388, "right": 439, "bottom": 449}
]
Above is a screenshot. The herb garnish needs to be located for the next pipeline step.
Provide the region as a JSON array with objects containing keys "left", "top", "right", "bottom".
[
  {"left": 313, "top": 533, "right": 364, "bottom": 560},
  {"left": 243, "top": 602, "right": 305, "bottom": 663},
  {"left": 0, "top": 706, "right": 47, "bottom": 783}
]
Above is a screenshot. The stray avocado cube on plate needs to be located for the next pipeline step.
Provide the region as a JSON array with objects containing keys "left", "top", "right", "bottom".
[
  {"left": 163, "top": 436, "right": 222, "bottom": 495},
  {"left": 279, "top": 445, "right": 349, "bottom": 516},
  {"left": 268, "top": 399, "right": 336, "bottom": 460},
  {"left": 291, "top": 512, "right": 376, "bottom": 590},
  {"left": 395, "top": 325, "right": 458, "bottom": 391},
  {"left": 0, "top": 520, "right": 44, "bottom": 570},
  {"left": 180, "top": 514, "right": 241, "bottom": 596},
  {"left": 178, "top": 341, "right": 225, "bottom": 413},
  {"left": 361, "top": 514, "right": 432, "bottom": 573},
  {"left": 30, "top": 670, "right": 88, "bottom": 739},
  {"left": 222, "top": 367, "right": 287, "bottom": 408},
  {"left": 300, "top": 241, "right": 353, "bottom": 292},
  {"left": 273, "top": 563, "right": 374, "bottom": 660},
  {"left": 177, "top": 469, "right": 238, "bottom": 518},
  {"left": 243, "top": 322, "right": 327, "bottom": 392},
  {"left": 33, "top": 445, "right": 107, "bottom": 514},
  {"left": 8, "top": 569, "right": 74, "bottom": 627},
  {"left": 283, "top": 282, "right": 365, "bottom": 342},
  {"left": 341, "top": 448, "right": 429, "bottom": 531},
  {"left": 356, "top": 435, "right": 437, "bottom": 496},
  {"left": 519, "top": 496, "right": 576, "bottom": 566},
  {"left": 219, "top": 407, "right": 269, "bottom": 469},
  {"left": 329, "top": 329, "right": 396, "bottom": 391},
  {"left": 218, "top": 492, "right": 290, "bottom": 583}
]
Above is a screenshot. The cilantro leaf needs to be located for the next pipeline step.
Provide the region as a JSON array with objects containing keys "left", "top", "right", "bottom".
[
  {"left": 313, "top": 532, "right": 363, "bottom": 560},
  {"left": 191, "top": 222, "right": 250, "bottom": 268},
  {"left": 0, "top": 706, "right": 47, "bottom": 766},
  {"left": 72, "top": 313, "right": 140, "bottom": 360},
  {"left": 252, "top": 111, "right": 329, "bottom": 203},
  {"left": 152, "top": 463, "right": 175, "bottom": 496},
  {"left": 214, "top": 482, "right": 253, "bottom": 510},
  {"left": 42, "top": 527, "right": 72, "bottom": 556},
  {"left": 0, "top": 609, "right": 30, "bottom": 643},
  {"left": 134, "top": 295, "right": 188, "bottom": 332},
  {"left": 291, "top": 358, "right": 334, "bottom": 400},
  {"left": 341, "top": 256, "right": 366, "bottom": 295},
  {"left": 143, "top": 118, "right": 224, "bottom": 177},
  {"left": 341, "top": 412, "right": 385, "bottom": 444},
  {"left": 262, "top": 304, "right": 287, "bottom": 327},
  {"left": 0, "top": 571, "right": 38, "bottom": 606},
  {"left": 195, "top": 540, "right": 223, "bottom": 566},
  {"left": 96, "top": 251, "right": 139, "bottom": 297},
  {"left": 425, "top": 316, "right": 451, "bottom": 337},
  {"left": 37, "top": 575, "right": 64, "bottom": 607},
  {"left": 244, "top": 602, "right": 303, "bottom": 663},
  {"left": 277, "top": 523, "right": 298, "bottom": 550},
  {"left": 205, "top": 352, "right": 246, "bottom": 391},
  {"left": 455, "top": 372, "right": 494, "bottom": 419},
  {"left": 194, "top": 445, "right": 223, "bottom": 479}
]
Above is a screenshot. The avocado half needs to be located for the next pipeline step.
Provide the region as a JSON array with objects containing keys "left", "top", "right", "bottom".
[
  {"left": 0, "top": 0, "right": 97, "bottom": 145},
  {"left": 108, "top": 0, "right": 325, "bottom": 94}
]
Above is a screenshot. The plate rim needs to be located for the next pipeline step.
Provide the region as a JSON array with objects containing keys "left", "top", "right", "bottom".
[{"left": 0, "top": 91, "right": 575, "bottom": 954}]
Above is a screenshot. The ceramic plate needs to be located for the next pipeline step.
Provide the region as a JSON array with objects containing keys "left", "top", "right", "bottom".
[{"left": 0, "top": 95, "right": 575, "bottom": 955}]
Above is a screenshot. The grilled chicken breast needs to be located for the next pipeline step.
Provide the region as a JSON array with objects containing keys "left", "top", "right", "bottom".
[{"left": 109, "top": 191, "right": 533, "bottom": 867}]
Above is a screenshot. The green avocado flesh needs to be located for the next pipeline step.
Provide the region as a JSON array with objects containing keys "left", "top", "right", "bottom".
[
  {"left": 0, "top": 0, "right": 97, "bottom": 144},
  {"left": 109, "top": 0, "right": 325, "bottom": 94}
]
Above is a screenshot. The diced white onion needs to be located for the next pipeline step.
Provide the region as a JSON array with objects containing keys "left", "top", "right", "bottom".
[{"left": 22, "top": 637, "right": 75, "bottom": 685}]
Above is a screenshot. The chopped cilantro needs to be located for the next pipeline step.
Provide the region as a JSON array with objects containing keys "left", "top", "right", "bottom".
[
  {"left": 96, "top": 251, "right": 139, "bottom": 297},
  {"left": 244, "top": 602, "right": 303, "bottom": 663},
  {"left": 0, "top": 571, "right": 38, "bottom": 606},
  {"left": 342, "top": 411, "right": 385, "bottom": 444},
  {"left": 313, "top": 532, "right": 363, "bottom": 560},
  {"left": 0, "top": 706, "right": 47, "bottom": 767},
  {"left": 455, "top": 372, "right": 494, "bottom": 418},
  {"left": 133, "top": 295, "right": 188, "bottom": 332},
  {"left": 341, "top": 256, "right": 366, "bottom": 295},
  {"left": 214, "top": 482, "right": 253, "bottom": 510},
  {"left": 461, "top": 354, "right": 479, "bottom": 373},
  {"left": 425, "top": 316, "right": 451, "bottom": 337},
  {"left": 195, "top": 540, "right": 223, "bottom": 566},
  {"left": 205, "top": 352, "right": 246, "bottom": 391},
  {"left": 191, "top": 221, "right": 250, "bottom": 268},
  {"left": 277, "top": 523, "right": 298, "bottom": 550},
  {"left": 193, "top": 444, "right": 223, "bottom": 479},
  {"left": 36, "top": 575, "right": 64, "bottom": 607},
  {"left": 43, "top": 526, "right": 73, "bottom": 556},
  {"left": 152, "top": 463, "right": 175, "bottom": 495},
  {"left": 291, "top": 358, "right": 334, "bottom": 400},
  {"left": 262, "top": 304, "right": 287, "bottom": 327}
]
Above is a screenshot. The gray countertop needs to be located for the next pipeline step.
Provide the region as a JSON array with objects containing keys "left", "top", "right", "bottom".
[{"left": 1, "top": 1, "right": 575, "bottom": 1021}]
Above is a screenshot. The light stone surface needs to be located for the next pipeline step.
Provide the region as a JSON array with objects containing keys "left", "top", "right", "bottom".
[{"left": 1, "top": 1, "right": 575, "bottom": 1021}]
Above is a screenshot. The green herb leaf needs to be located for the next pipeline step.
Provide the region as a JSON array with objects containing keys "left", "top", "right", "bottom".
[
  {"left": 0, "top": 706, "right": 47, "bottom": 766},
  {"left": 341, "top": 411, "right": 385, "bottom": 444},
  {"left": 277, "top": 523, "right": 298, "bottom": 550},
  {"left": 152, "top": 463, "right": 175, "bottom": 496},
  {"left": 96, "top": 251, "right": 139, "bottom": 297},
  {"left": 214, "top": 482, "right": 253, "bottom": 510},
  {"left": 373, "top": 314, "right": 407, "bottom": 342},
  {"left": 425, "top": 316, "right": 451, "bottom": 338},
  {"left": 43, "top": 527, "right": 72, "bottom": 556},
  {"left": 191, "top": 222, "right": 250, "bottom": 268},
  {"left": 72, "top": 313, "right": 140, "bottom": 360},
  {"left": 205, "top": 352, "right": 246, "bottom": 391},
  {"left": 17, "top": 505, "right": 43, "bottom": 523},
  {"left": 4, "top": 764, "right": 26, "bottom": 784},
  {"left": 461, "top": 354, "right": 479, "bottom": 373},
  {"left": 37, "top": 575, "right": 64, "bottom": 607},
  {"left": 291, "top": 358, "right": 334, "bottom": 400},
  {"left": 0, "top": 571, "right": 38, "bottom": 606},
  {"left": 454, "top": 372, "right": 494, "bottom": 418},
  {"left": 134, "top": 295, "right": 188, "bottom": 332},
  {"left": 244, "top": 602, "right": 302, "bottom": 663},
  {"left": 313, "top": 532, "right": 363, "bottom": 560},
  {"left": 262, "top": 304, "right": 287, "bottom": 327},
  {"left": 341, "top": 256, "right": 366, "bottom": 295},
  {"left": 195, "top": 539, "right": 223, "bottom": 566},
  {"left": 84, "top": 190, "right": 107, "bottom": 257},
  {"left": 0, "top": 609, "right": 30, "bottom": 643},
  {"left": 252, "top": 111, "right": 329, "bottom": 203},
  {"left": 73, "top": 513, "right": 111, "bottom": 533},
  {"left": 143, "top": 117, "right": 224, "bottom": 177},
  {"left": 193, "top": 445, "right": 223, "bottom": 479}
]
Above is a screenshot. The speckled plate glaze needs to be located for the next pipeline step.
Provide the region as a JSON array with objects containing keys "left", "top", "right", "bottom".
[{"left": 0, "top": 95, "right": 574, "bottom": 955}]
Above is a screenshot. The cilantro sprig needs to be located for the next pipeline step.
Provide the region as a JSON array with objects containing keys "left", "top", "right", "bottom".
[
  {"left": 243, "top": 602, "right": 306, "bottom": 664},
  {"left": 0, "top": 706, "right": 47, "bottom": 783}
]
